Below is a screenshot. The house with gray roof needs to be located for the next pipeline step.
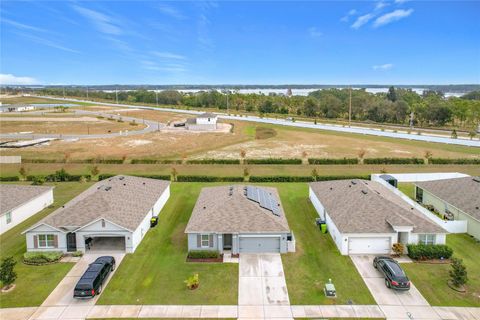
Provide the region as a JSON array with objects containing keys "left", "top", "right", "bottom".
[
  {"left": 0, "top": 184, "right": 54, "bottom": 234},
  {"left": 415, "top": 176, "right": 480, "bottom": 240},
  {"left": 23, "top": 175, "right": 170, "bottom": 253},
  {"left": 309, "top": 179, "right": 447, "bottom": 255},
  {"left": 186, "top": 112, "right": 218, "bottom": 131},
  {"left": 185, "top": 185, "right": 295, "bottom": 254}
]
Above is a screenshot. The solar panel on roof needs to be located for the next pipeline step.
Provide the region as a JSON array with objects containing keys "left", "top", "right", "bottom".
[{"left": 245, "top": 186, "right": 281, "bottom": 217}]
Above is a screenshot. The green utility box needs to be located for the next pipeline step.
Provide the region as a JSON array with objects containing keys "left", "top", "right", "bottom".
[{"left": 321, "top": 223, "right": 328, "bottom": 233}]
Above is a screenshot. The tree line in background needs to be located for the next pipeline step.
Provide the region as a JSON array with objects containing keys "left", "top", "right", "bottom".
[{"left": 9, "top": 87, "right": 480, "bottom": 129}]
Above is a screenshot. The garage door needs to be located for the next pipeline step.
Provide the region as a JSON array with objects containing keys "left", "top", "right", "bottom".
[
  {"left": 88, "top": 236, "right": 126, "bottom": 252},
  {"left": 239, "top": 236, "right": 280, "bottom": 253},
  {"left": 348, "top": 237, "right": 390, "bottom": 255}
]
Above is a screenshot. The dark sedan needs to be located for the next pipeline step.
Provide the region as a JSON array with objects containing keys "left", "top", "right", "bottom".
[
  {"left": 373, "top": 256, "right": 410, "bottom": 290},
  {"left": 73, "top": 256, "right": 116, "bottom": 299}
]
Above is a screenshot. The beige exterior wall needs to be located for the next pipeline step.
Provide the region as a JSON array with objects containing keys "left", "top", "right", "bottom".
[{"left": 420, "top": 188, "right": 480, "bottom": 240}]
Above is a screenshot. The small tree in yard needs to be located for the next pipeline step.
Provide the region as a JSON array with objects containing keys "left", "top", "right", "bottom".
[
  {"left": 19, "top": 166, "right": 28, "bottom": 181},
  {"left": 424, "top": 150, "right": 433, "bottom": 164},
  {"left": 357, "top": 149, "right": 366, "bottom": 164},
  {"left": 89, "top": 165, "right": 100, "bottom": 178},
  {"left": 184, "top": 273, "right": 199, "bottom": 290},
  {"left": 0, "top": 257, "right": 17, "bottom": 290},
  {"left": 449, "top": 258, "right": 468, "bottom": 288},
  {"left": 31, "top": 175, "right": 45, "bottom": 185},
  {"left": 392, "top": 243, "right": 404, "bottom": 257},
  {"left": 311, "top": 168, "right": 319, "bottom": 181},
  {"left": 240, "top": 149, "right": 246, "bottom": 164},
  {"left": 468, "top": 131, "right": 477, "bottom": 140},
  {"left": 171, "top": 167, "right": 178, "bottom": 181},
  {"left": 451, "top": 129, "right": 458, "bottom": 139},
  {"left": 243, "top": 167, "right": 249, "bottom": 180}
]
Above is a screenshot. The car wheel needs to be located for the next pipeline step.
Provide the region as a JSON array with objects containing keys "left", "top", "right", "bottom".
[
  {"left": 373, "top": 261, "right": 377, "bottom": 269},
  {"left": 385, "top": 279, "right": 391, "bottom": 288},
  {"left": 97, "top": 285, "right": 102, "bottom": 294},
  {"left": 111, "top": 263, "right": 115, "bottom": 271}
]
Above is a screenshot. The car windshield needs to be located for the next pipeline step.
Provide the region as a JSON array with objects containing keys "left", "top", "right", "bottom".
[
  {"left": 387, "top": 261, "right": 406, "bottom": 276},
  {"left": 75, "top": 283, "right": 92, "bottom": 290}
]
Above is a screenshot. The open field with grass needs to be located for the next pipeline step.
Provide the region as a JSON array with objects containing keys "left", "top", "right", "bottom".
[
  {"left": 397, "top": 182, "right": 416, "bottom": 200},
  {"left": 1, "top": 163, "right": 480, "bottom": 179},
  {"left": 1, "top": 105, "right": 479, "bottom": 161},
  {"left": 0, "top": 181, "right": 93, "bottom": 308},
  {"left": 0, "top": 115, "right": 145, "bottom": 135},
  {"left": 279, "top": 183, "right": 375, "bottom": 305},
  {"left": 0, "top": 96, "right": 75, "bottom": 104},
  {"left": 402, "top": 234, "right": 480, "bottom": 307},
  {"left": 97, "top": 183, "right": 239, "bottom": 305}
]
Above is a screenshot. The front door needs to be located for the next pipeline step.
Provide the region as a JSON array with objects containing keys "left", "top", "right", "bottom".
[
  {"left": 67, "top": 232, "right": 77, "bottom": 252},
  {"left": 223, "top": 234, "right": 232, "bottom": 250}
]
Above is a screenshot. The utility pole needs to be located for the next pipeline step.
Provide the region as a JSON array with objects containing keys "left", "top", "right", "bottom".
[
  {"left": 86, "top": 87, "right": 89, "bottom": 99},
  {"left": 348, "top": 86, "right": 352, "bottom": 127},
  {"left": 155, "top": 90, "right": 159, "bottom": 107},
  {"left": 63, "top": 87, "right": 65, "bottom": 99}
]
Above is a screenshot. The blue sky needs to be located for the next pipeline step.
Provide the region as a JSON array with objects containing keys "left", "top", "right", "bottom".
[{"left": 1, "top": 1, "right": 479, "bottom": 85}]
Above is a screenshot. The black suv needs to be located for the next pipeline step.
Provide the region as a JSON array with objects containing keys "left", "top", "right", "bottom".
[
  {"left": 373, "top": 256, "right": 410, "bottom": 290},
  {"left": 73, "top": 256, "right": 116, "bottom": 298}
]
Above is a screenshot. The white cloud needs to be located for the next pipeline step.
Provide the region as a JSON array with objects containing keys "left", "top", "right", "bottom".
[
  {"left": 2, "top": 18, "right": 48, "bottom": 33},
  {"left": 375, "top": 1, "right": 389, "bottom": 10},
  {"left": 308, "top": 27, "right": 323, "bottom": 38},
  {"left": 394, "top": 0, "right": 410, "bottom": 4},
  {"left": 348, "top": 9, "right": 358, "bottom": 15},
  {"left": 373, "top": 63, "right": 394, "bottom": 70},
  {"left": 13, "top": 31, "right": 80, "bottom": 53},
  {"left": 0, "top": 74, "right": 39, "bottom": 85},
  {"left": 374, "top": 9, "right": 414, "bottom": 27},
  {"left": 341, "top": 9, "right": 358, "bottom": 22},
  {"left": 351, "top": 13, "right": 376, "bottom": 29},
  {"left": 73, "top": 5, "right": 122, "bottom": 35},
  {"left": 157, "top": 4, "right": 186, "bottom": 20},
  {"left": 151, "top": 51, "right": 187, "bottom": 60}
]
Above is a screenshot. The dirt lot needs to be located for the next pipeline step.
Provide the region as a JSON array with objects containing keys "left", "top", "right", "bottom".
[{"left": 0, "top": 95, "right": 69, "bottom": 104}]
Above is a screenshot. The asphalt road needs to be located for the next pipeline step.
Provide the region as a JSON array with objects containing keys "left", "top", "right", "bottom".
[{"left": 30, "top": 95, "right": 480, "bottom": 147}]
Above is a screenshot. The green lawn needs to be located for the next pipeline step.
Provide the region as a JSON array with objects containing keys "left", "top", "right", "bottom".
[
  {"left": 397, "top": 182, "right": 415, "bottom": 200},
  {"left": 0, "top": 181, "right": 93, "bottom": 308},
  {"left": 278, "top": 184, "right": 376, "bottom": 305},
  {"left": 403, "top": 234, "right": 480, "bottom": 306},
  {"left": 97, "top": 183, "right": 238, "bottom": 305}
]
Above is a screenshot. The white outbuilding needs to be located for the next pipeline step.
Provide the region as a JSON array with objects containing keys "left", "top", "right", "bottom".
[
  {"left": 23, "top": 175, "right": 170, "bottom": 253},
  {"left": 0, "top": 184, "right": 54, "bottom": 234},
  {"left": 186, "top": 112, "right": 218, "bottom": 131}
]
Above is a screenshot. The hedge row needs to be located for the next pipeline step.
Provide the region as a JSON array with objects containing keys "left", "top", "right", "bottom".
[
  {"left": 26, "top": 173, "right": 91, "bottom": 182},
  {"left": 176, "top": 175, "right": 244, "bottom": 182},
  {"left": 98, "top": 174, "right": 116, "bottom": 181},
  {"left": 245, "top": 158, "right": 302, "bottom": 165},
  {"left": 130, "top": 159, "right": 182, "bottom": 164},
  {"left": 308, "top": 158, "right": 359, "bottom": 165},
  {"left": 0, "top": 176, "right": 20, "bottom": 181},
  {"left": 23, "top": 158, "right": 124, "bottom": 164},
  {"left": 187, "top": 250, "right": 220, "bottom": 259},
  {"left": 407, "top": 244, "right": 453, "bottom": 260},
  {"left": 429, "top": 158, "right": 480, "bottom": 165},
  {"left": 364, "top": 157, "right": 424, "bottom": 164},
  {"left": 23, "top": 251, "right": 63, "bottom": 265},
  {"left": 186, "top": 159, "right": 240, "bottom": 165},
  {"left": 22, "top": 158, "right": 60, "bottom": 163},
  {"left": 249, "top": 174, "right": 371, "bottom": 182},
  {"left": 133, "top": 174, "right": 171, "bottom": 180}
]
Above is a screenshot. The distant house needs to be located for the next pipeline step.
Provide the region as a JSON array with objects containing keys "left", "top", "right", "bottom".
[
  {"left": 186, "top": 112, "right": 218, "bottom": 131},
  {"left": 185, "top": 185, "right": 295, "bottom": 254},
  {"left": 415, "top": 176, "right": 480, "bottom": 240},
  {"left": 309, "top": 179, "right": 447, "bottom": 255},
  {"left": 0, "top": 185, "right": 54, "bottom": 234},
  {"left": 23, "top": 175, "right": 170, "bottom": 253},
  {"left": 0, "top": 104, "right": 35, "bottom": 113}
]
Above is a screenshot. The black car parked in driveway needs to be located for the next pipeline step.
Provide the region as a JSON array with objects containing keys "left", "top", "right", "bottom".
[
  {"left": 73, "top": 256, "right": 116, "bottom": 299},
  {"left": 373, "top": 256, "right": 410, "bottom": 290}
]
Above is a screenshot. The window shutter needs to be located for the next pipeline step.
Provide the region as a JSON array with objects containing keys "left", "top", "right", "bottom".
[
  {"left": 34, "top": 235, "right": 38, "bottom": 249},
  {"left": 197, "top": 234, "right": 201, "bottom": 247},
  {"left": 209, "top": 234, "right": 214, "bottom": 248},
  {"left": 53, "top": 235, "right": 58, "bottom": 248}
]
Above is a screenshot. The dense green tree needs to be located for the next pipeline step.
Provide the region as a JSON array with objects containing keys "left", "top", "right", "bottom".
[{"left": 387, "top": 86, "right": 397, "bottom": 102}]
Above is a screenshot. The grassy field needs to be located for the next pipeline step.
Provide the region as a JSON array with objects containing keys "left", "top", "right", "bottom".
[
  {"left": 0, "top": 181, "right": 93, "bottom": 308},
  {"left": 97, "top": 183, "right": 239, "bottom": 305},
  {"left": 403, "top": 234, "right": 480, "bottom": 307},
  {"left": 397, "top": 182, "right": 416, "bottom": 200},
  {"left": 1, "top": 163, "right": 480, "bottom": 179},
  {"left": 0, "top": 96, "right": 73, "bottom": 104},
  {"left": 279, "top": 184, "right": 375, "bottom": 305}
]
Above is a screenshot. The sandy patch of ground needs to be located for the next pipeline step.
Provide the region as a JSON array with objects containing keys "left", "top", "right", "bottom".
[
  {"left": 161, "top": 123, "right": 232, "bottom": 134},
  {"left": 122, "top": 139, "right": 153, "bottom": 147},
  {"left": 392, "top": 149, "right": 413, "bottom": 154},
  {"left": 0, "top": 117, "right": 102, "bottom": 122}
]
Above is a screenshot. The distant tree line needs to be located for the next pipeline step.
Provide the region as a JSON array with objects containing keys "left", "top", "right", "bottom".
[{"left": 13, "top": 87, "right": 480, "bottom": 129}]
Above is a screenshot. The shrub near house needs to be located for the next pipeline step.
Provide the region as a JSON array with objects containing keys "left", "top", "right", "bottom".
[{"left": 407, "top": 244, "right": 453, "bottom": 260}]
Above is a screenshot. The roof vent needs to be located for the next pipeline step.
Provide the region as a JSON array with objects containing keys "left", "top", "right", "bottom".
[
  {"left": 203, "top": 206, "right": 206, "bottom": 209},
  {"left": 119, "top": 176, "right": 125, "bottom": 180},
  {"left": 361, "top": 190, "right": 368, "bottom": 195},
  {"left": 123, "top": 183, "right": 126, "bottom": 186},
  {"left": 351, "top": 181, "right": 357, "bottom": 185},
  {"left": 330, "top": 187, "right": 333, "bottom": 190},
  {"left": 105, "top": 186, "right": 112, "bottom": 191},
  {"left": 143, "top": 182, "right": 146, "bottom": 185}
]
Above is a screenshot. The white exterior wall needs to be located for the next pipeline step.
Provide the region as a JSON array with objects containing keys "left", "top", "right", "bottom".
[
  {"left": 187, "top": 123, "right": 217, "bottom": 131},
  {"left": 309, "top": 186, "right": 325, "bottom": 220},
  {"left": 26, "top": 224, "right": 67, "bottom": 252},
  {"left": 1, "top": 189, "right": 53, "bottom": 235}
]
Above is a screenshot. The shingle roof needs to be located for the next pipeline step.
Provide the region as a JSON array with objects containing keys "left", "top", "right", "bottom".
[
  {"left": 0, "top": 184, "right": 53, "bottom": 216},
  {"left": 415, "top": 177, "right": 480, "bottom": 221},
  {"left": 38, "top": 175, "right": 170, "bottom": 232},
  {"left": 309, "top": 179, "right": 445, "bottom": 234},
  {"left": 197, "top": 112, "right": 217, "bottom": 118},
  {"left": 185, "top": 185, "right": 290, "bottom": 233}
]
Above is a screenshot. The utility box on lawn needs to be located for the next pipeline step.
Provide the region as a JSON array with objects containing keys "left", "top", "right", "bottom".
[
  {"left": 150, "top": 216, "right": 159, "bottom": 228},
  {"left": 324, "top": 279, "right": 336, "bottom": 298}
]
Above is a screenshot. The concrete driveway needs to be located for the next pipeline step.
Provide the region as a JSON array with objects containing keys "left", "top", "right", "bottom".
[
  {"left": 41, "top": 253, "right": 125, "bottom": 307},
  {"left": 351, "top": 255, "right": 444, "bottom": 320},
  {"left": 238, "top": 253, "right": 292, "bottom": 319}
]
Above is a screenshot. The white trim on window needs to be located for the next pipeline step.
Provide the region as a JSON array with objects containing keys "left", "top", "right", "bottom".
[
  {"left": 201, "top": 234, "right": 210, "bottom": 248},
  {"left": 418, "top": 234, "right": 436, "bottom": 245},
  {"left": 38, "top": 234, "right": 55, "bottom": 248}
]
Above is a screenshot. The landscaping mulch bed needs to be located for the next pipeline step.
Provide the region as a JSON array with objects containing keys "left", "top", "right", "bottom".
[
  {"left": 186, "top": 255, "right": 224, "bottom": 263},
  {"left": 447, "top": 280, "right": 467, "bottom": 293}
]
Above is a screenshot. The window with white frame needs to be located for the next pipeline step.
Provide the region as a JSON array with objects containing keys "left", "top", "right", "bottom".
[
  {"left": 418, "top": 234, "right": 436, "bottom": 245},
  {"left": 201, "top": 234, "right": 210, "bottom": 247},
  {"left": 38, "top": 234, "right": 55, "bottom": 248},
  {"left": 6, "top": 212, "right": 12, "bottom": 224}
]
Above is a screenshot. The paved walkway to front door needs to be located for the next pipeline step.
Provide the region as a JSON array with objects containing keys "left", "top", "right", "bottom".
[{"left": 238, "top": 253, "right": 292, "bottom": 319}]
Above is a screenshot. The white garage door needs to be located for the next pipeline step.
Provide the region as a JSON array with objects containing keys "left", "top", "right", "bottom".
[
  {"left": 348, "top": 237, "right": 390, "bottom": 255},
  {"left": 239, "top": 236, "right": 280, "bottom": 253}
]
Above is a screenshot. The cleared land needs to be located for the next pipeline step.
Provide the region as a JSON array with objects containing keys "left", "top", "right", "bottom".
[
  {"left": 0, "top": 96, "right": 73, "bottom": 104},
  {"left": 403, "top": 234, "right": 480, "bottom": 306},
  {"left": 97, "top": 183, "right": 239, "bottom": 305},
  {"left": 0, "top": 181, "right": 93, "bottom": 308}
]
